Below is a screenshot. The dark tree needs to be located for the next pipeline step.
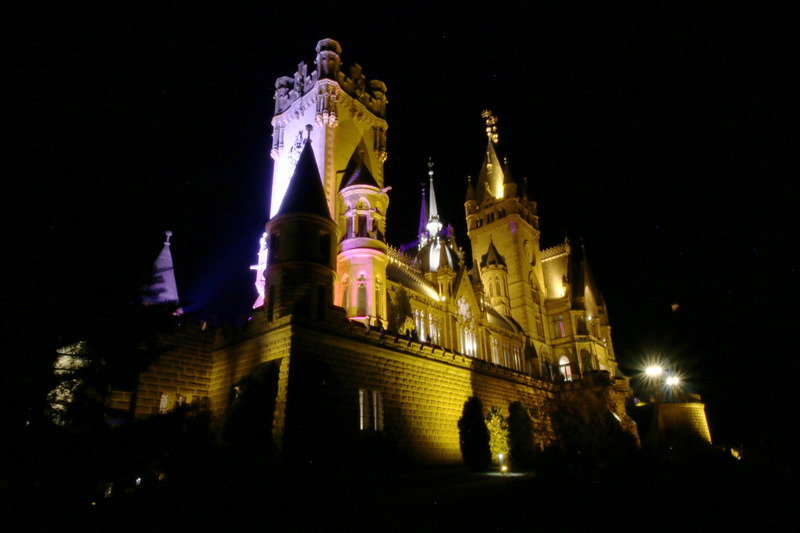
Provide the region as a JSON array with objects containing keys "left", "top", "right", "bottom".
[
  {"left": 387, "top": 286, "right": 412, "bottom": 334},
  {"left": 507, "top": 401, "right": 537, "bottom": 470},
  {"left": 223, "top": 361, "right": 280, "bottom": 470},
  {"left": 457, "top": 396, "right": 491, "bottom": 469}
]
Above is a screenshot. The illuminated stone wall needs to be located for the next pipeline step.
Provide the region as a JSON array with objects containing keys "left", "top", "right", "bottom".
[
  {"left": 203, "top": 312, "right": 636, "bottom": 464},
  {"left": 110, "top": 323, "right": 214, "bottom": 417},
  {"left": 657, "top": 402, "right": 712, "bottom": 444}
]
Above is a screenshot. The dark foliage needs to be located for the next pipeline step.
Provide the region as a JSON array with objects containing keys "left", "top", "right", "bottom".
[
  {"left": 387, "top": 286, "right": 412, "bottom": 334},
  {"left": 223, "top": 361, "right": 280, "bottom": 471},
  {"left": 457, "top": 396, "right": 491, "bottom": 469},
  {"left": 507, "top": 401, "right": 537, "bottom": 470}
]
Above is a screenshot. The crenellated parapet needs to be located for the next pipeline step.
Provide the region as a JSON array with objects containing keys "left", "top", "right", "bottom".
[
  {"left": 274, "top": 39, "right": 387, "bottom": 120},
  {"left": 387, "top": 245, "right": 417, "bottom": 269},
  {"left": 540, "top": 242, "right": 569, "bottom": 261}
]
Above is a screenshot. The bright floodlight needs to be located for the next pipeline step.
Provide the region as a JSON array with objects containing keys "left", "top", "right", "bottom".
[
  {"left": 666, "top": 376, "right": 680, "bottom": 386},
  {"left": 645, "top": 366, "right": 663, "bottom": 377}
]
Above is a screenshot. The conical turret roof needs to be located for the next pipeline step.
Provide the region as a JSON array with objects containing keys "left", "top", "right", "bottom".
[
  {"left": 277, "top": 139, "right": 331, "bottom": 219},
  {"left": 141, "top": 231, "right": 180, "bottom": 306},
  {"left": 480, "top": 237, "right": 506, "bottom": 268},
  {"left": 475, "top": 140, "right": 505, "bottom": 203}
]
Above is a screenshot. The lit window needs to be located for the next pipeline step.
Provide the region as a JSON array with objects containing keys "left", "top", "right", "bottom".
[
  {"left": 359, "top": 389, "right": 384, "bottom": 431},
  {"left": 559, "top": 356, "right": 573, "bottom": 382},
  {"left": 555, "top": 317, "right": 566, "bottom": 338},
  {"left": 356, "top": 274, "right": 367, "bottom": 316},
  {"left": 158, "top": 393, "right": 169, "bottom": 414}
]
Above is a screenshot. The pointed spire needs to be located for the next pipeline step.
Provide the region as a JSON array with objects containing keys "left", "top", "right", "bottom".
[
  {"left": 479, "top": 236, "right": 506, "bottom": 268},
  {"left": 465, "top": 175, "right": 475, "bottom": 202},
  {"left": 340, "top": 145, "right": 379, "bottom": 190},
  {"left": 418, "top": 183, "right": 428, "bottom": 236},
  {"left": 474, "top": 112, "right": 506, "bottom": 203},
  {"left": 277, "top": 126, "right": 331, "bottom": 219},
  {"left": 426, "top": 158, "right": 442, "bottom": 236},
  {"left": 141, "top": 231, "right": 181, "bottom": 307},
  {"left": 427, "top": 158, "right": 439, "bottom": 221}
]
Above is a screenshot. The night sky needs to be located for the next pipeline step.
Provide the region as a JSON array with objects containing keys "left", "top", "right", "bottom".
[{"left": 8, "top": 3, "right": 798, "bottom": 448}]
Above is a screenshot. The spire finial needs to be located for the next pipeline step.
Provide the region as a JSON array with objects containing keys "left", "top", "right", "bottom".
[
  {"left": 305, "top": 124, "right": 313, "bottom": 141},
  {"left": 481, "top": 110, "right": 499, "bottom": 143},
  {"left": 165, "top": 230, "right": 172, "bottom": 244},
  {"left": 428, "top": 157, "right": 434, "bottom": 177}
]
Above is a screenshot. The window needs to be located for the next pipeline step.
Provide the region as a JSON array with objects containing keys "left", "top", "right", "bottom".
[
  {"left": 356, "top": 274, "right": 367, "bottom": 316},
  {"left": 341, "top": 275, "right": 349, "bottom": 308},
  {"left": 530, "top": 275, "right": 540, "bottom": 304},
  {"left": 359, "top": 389, "right": 383, "bottom": 431},
  {"left": 375, "top": 276, "right": 382, "bottom": 318},
  {"left": 555, "top": 316, "right": 566, "bottom": 338},
  {"left": 318, "top": 232, "right": 331, "bottom": 261},
  {"left": 414, "top": 309, "right": 426, "bottom": 339},
  {"left": 158, "top": 393, "right": 169, "bottom": 414},
  {"left": 429, "top": 314, "right": 441, "bottom": 345},
  {"left": 269, "top": 232, "right": 280, "bottom": 262},
  {"left": 559, "top": 356, "right": 573, "bottom": 382}
]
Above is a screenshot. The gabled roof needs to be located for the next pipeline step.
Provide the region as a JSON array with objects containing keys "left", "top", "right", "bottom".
[
  {"left": 485, "top": 306, "right": 521, "bottom": 333},
  {"left": 277, "top": 140, "right": 331, "bottom": 218}
]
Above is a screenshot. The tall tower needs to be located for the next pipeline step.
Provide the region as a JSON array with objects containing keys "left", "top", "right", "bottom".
[
  {"left": 254, "top": 39, "right": 389, "bottom": 308},
  {"left": 465, "top": 111, "right": 545, "bottom": 339},
  {"left": 269, "top": 38, "right": 388, "bottom": 219}
]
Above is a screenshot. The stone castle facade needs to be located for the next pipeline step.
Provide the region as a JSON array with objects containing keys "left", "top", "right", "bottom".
[{"left": 121, "top": 39, "right": 643, "bottom": 463}]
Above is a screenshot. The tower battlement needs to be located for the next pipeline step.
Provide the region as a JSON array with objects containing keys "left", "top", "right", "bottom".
[{"left": 274, "top": 38, "right": 387, "bottom": 119}]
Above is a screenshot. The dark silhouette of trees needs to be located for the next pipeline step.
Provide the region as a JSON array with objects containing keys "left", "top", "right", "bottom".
[
  {"left": 387, "top": 286, "right": 412, "bottom": 334},
  {"left": 457, "top": 396, "right": 490, "bottom": 469},
  {"left": 508, "top": 401, "right": 537, "bottom": 470}
]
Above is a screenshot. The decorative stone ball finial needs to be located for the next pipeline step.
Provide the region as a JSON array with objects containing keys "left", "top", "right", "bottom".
[
  {"left": 305, "top": 124, "right": 313, "bottom": 141},
  {"left": 165, "top": 230, "right": 172, "bottom": 244}
]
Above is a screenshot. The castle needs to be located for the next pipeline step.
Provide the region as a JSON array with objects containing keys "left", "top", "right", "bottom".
[{"left": 119, "top": 38, "right": 643, "bottom": 463}]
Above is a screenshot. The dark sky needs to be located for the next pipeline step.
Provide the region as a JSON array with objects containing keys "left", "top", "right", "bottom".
[{"left": 8, "top": 2, "right": 798, "bottom": 446}]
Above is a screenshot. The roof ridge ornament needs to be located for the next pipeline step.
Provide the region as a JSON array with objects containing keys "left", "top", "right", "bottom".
[{"left": 481, "top": 109, "right": 499, "bottom": 144}]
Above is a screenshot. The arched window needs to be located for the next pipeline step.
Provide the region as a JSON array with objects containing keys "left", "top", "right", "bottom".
[
  {"left": 580, "top": 349, "right": 593, "bottom": 373},
  {"left": 375, "top": 276, "right": 382, "bottom": 318},
  {"left": 530, "top": 274, "right": 540, "bottom": 305},
  {"left": 559, "top": 356, "right": 573, "bottom": 382},
  {"left": 356, "top": 274, "right": 367, "bottom": 316},
  {"left": 494, "top": 278, "right": 501, "bottom": 297},
  {"left": 341, "top": 274, "right": 349, "bottom": 308}
]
